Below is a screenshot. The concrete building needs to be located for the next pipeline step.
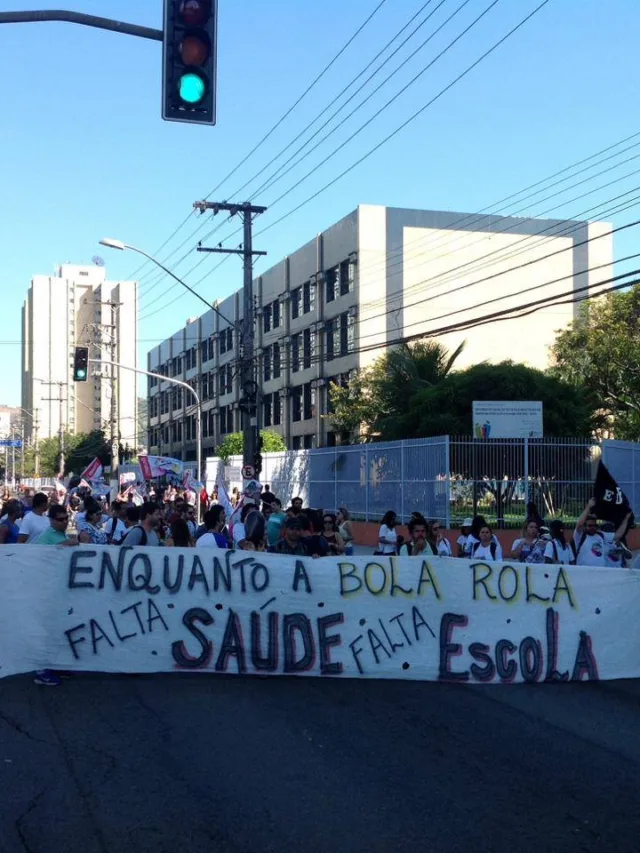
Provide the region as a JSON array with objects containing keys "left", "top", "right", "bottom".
[
  {"left": 146, "top": 204, "right": 613, "bottom": 459},
  {"left": 22, "top": 264, "right": 138, "bottom": 447}
]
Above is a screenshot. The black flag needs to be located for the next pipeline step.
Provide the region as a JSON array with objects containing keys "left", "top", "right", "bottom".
[{"left": 592, "top": 460, "right": 634, "bottom": 528}]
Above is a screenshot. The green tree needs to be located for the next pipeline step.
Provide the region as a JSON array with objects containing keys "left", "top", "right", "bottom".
[
  {"left": 36, "top": 430, "right": 110, "bottom": 477},
  {"left": 215, "top": 430, "right": 286, "bottom": 463},
  {"left": 401, "top": 361, "right": 597, "bottom": 438},
  {"left": 552, "top": 287, "right": 640, "bottom": 439},
  {"left": 328, "top": 340, "right": 465, "bottom": 442}
]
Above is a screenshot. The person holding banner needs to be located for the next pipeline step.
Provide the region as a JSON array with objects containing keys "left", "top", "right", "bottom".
[
  {"left": 544, "top": 520, "right": 575, "bottom": 565},
  {"left": 77, "top": 502, "right": 108, "bottom": 545},
  {"left": 469, "top": 525, "right": 503, "bottom": 561},
  {"left": 399, "top": 516, "right": 429, "bottom": 557},
  {"left": 511, "top": 520, "right": 546, "bottom": 564},
  {"left": 17, "top": 492, "right": 49, "bottom": 543}
]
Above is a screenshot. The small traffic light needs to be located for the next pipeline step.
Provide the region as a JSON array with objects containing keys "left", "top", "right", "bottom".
[
  {"left": 73, "top": 347, "right": 89, "bottom": 382},
  {"left": 162, "top": 0, "right": 218, "bottom": 126}
]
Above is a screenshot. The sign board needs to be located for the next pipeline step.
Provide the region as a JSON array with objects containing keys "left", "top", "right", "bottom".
[
  {"left": 242, "top": 464, "right": 255, "bottom": 479},
  {"left": 0, "top": 439, "right": 22, "bottom": 448},
  {"left": 472, "top": 401, "right": 543, "bottom": 439},
  {"left": 243, "top": 478, "right": 262, "bottom": 502},
  {"left": 0, "top": 549, "right": 633, "bottom": 683}
]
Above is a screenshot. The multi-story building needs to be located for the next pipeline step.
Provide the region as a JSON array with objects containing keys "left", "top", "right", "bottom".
[
  {"left": 146, "top": 204, "right": 612, "bottom": 459},
  {"left": 21, "top": 264, "right": 138, "bottom": 446}
]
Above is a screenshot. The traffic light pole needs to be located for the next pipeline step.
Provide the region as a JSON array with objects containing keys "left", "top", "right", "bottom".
[
  {"left": 0, "top": 11, "right": 162, "bottom": 41},
  {"left": 194, "top": 201, "right": 267, "bottom": 480}
]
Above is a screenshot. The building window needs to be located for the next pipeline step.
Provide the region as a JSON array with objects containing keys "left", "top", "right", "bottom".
[
  {"left": 326, "top": 312, "right": 355, "bottom": 360},
  {"left": 291, "top": 334, "right": 301, "bottom": 373},
  {"left": 303, "top": 280, "right": 315, "bottom": 314},
  {"left": 208, "top": 410, "right": 216, "bottom": 438},
  {"left": 264, "top": 300, "right": 281, "bottom": 332},
  {"left": 202, "top": 373, "right": 209, "bottom": 401},
  {"left": 292, "top": 383, "right": 315, "bottom": 422},
  {"left": 263, "top": 346, "right": 272, "bottom": 382},
  {"left": 325, "top": 266, "right": 338, "bottom": 303},
  {"left": 263, "top": 392, "right": 282, "bottom": 427},
  {"left": 340, "top": 259, "right": 355, "bottom": 295},
  {"left": 200, "top": 340, "right": 208, "bottom": 363},
  {"left": 292, "top": 436, "right": 302, "bottom": 450},
  {"left": 219, "top": 363, "right": 232, "bottom": 396},
  {"left": 303, "top": 434, "right": 314, "bottom": 449},
  {"left": 326, "top": 319, "right": 335, "bottom": 362},
  {"left": 172, "top": 387, "right": 183, "bottom": 411},
  {"left": 303, "top": 328, "right": 314, "bottom": 370},
  {"left": 171, "top": 421, "right": 183, "bottom": 443},
  {"left": 219, "top": 327, "right": 233, "bottom": 354},
  {"left": 326, "top": 431, "right": 336, "bottom": 447},
  {"left": 220, "top": 405, "right": 233, "bottom": 435},
  {"left": 291, "top": 288, "right": 301, "bottom": 320}
]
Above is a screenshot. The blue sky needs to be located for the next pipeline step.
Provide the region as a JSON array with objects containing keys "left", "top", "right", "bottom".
[{"left": 0, "top": 0, "right": 638, "bottom": 405}]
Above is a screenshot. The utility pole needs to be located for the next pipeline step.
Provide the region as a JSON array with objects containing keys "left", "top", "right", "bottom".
[
  {"left": 194, "top": 201, "right": 267, "bottom": 480},
  {"left": 40, "top": 381, "right": 67, "bottom": 478},
  {"left": 85, "top": 301, "right": 121, "bottom": 484}
]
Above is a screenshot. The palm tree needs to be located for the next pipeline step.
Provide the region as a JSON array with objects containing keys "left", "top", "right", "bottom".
[{"left": 372, "top": 339, "right": 466, "bottom": 439}]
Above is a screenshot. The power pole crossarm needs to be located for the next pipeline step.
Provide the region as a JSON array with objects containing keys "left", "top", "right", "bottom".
[{"left": 0, "top": 11, "right": 162, "bottom": 41}]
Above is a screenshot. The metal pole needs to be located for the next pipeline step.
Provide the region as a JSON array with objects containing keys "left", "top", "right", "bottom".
[
  {"left": 20, "top": 423, "right": 25, "bottom": 480},
  {"left": 90, "top": 359, "right": 202, "bottom": 525},
  {"left": 242, "top": 208, "right": 259, "bottom": 478},
  {"left": 58, "top": 388, "right": 65, "bottom": 479},
  {"left": 109, "top": 301, "right": 120, "bottom": 484},
  {"left": 34, "top": 409, "right": 40, "bottom": 479},
  {"left": 523, "top": 436, "right": 529, "bottom": 518},
  {"left": 0, "top": 11, "right": 162, "bottom": 41}
]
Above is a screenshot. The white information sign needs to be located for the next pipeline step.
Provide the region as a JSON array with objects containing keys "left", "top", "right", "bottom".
[
  {"left": 473, "top": 400, "right": 543, "bottom": 439},
  {"left": 0, "top": 548, "right": 636, "bottom": 683}
]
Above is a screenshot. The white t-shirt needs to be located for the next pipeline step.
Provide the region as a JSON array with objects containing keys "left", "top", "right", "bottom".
[
  {"left": 378, "top": 525, "right": 397, "bottom": 554},
  {"left": 106, "top": 517, "right": 128, "bottom": 544},
  {"left": 573, "top": 529, "right": 607, "bottom": 567},
  {"left": 603, "top": 531, "right": 624, "bottom": 567},
  {"left": 436, "top": 538, "right": 452, "bottom": 557},
  {"left": 232, "top": 522, "right": 246, "bottom": 546},
  {"left": 457, "top": 534, "right": 469, "bottom": 554},
  {"left": 543, "top": 539, "right": 574, "bottom": 565},
  {"left": 469, "top": 541, "right": 503, "bottom": 562},
  {"left": 512, "top": 538, "right": 546, "bottom": 564},
  {"left": 195, "top": 532, "right": 220, "bottom": 549},
  {"left": 185, "top": 490, "right": 197, "bottom": 506},
  {"left": 19, "top": 511, "right": 50, "bottom": 543},
  {"left": 465, "top": 533, "right": 499, "bottom": 557}
]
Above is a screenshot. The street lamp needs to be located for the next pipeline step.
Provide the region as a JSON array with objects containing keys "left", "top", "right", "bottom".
[
  {"left": 99, "top": 237, "right": 229, "bottom": 322},
  {"left": 99, "top": 237, "right": 233, "bottom": 491}
]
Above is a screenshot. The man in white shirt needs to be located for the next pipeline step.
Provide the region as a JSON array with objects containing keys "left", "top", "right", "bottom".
[
  {"left": 17, "top": 492, "right": 50, "bottom": 543},
  {"left": 573, "top": 498, "right": 631, "bottom": 567}
]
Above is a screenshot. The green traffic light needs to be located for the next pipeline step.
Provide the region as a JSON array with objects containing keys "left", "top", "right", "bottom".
[
  {"left": 76, "top": 369, "right": 86, "bottom": 379},
  {"left": 179, "top": 72, "right": 206, "bottom": 104}
]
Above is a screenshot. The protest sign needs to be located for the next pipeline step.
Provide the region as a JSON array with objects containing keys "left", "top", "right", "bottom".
[
  {"left": 0, "top": 550, "right": 637, "bottom": 682},
  {"left": 80, "top": 457, "right": 103, "bottom": 481},
  {"left": 138, "top": 456, "right": 183, "bottom": 480}
]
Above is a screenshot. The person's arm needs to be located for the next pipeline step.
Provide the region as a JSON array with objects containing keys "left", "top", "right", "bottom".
[
  {"left": 16, "top": 513, "right": 31, "bottom": 543},
  {"left": 333, "top": 532, "right": 345, "bottom": 554},
  {"left": 510, "top": 538, "right": 524, "bottom": 559},
  {"left": 379, "top": 526, "right": 396, "bottom": 545},
  {"left": 0, "top": 525, "right": 9, "bottom": 545},
  {"left": 576, "top": 498, "right": 596, "bottom": 532},
  {"left": 614, "top": 511, "right": 633, "bottom": 543},
  {"left": 494, "top": 542, "right": 503, "bottom": 561},
  {"left": 78, "top": 530, "right": 93, "bottom": 544}
]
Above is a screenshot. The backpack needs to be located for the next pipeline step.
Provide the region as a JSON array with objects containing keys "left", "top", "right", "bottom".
[
  {"left": 124, "top": 525, "right": 147, "bottom": 546},
  {"left": 108, "top": 517, "right": 121, "bottom": 544},
  {"left": 571, "top": 530, "right": 603, "bottom": 562},
  {"left": 472, "top": 540, "right": 497, "bottom": 560}
]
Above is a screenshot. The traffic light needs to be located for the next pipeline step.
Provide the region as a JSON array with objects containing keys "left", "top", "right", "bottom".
[
  {"left": 73, "top": 347, "right": 89, "bottom": 382},
  {"left": 162, "top": 0, "right": 218, "bottom": 126}
]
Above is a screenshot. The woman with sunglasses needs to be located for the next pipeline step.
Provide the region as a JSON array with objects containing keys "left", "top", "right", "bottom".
[
  {"left": 322, "top": 513, "right": 345, "bottom": 556},
  {"left": 428, "top": 520, "right": 452, "bottom": 557}
]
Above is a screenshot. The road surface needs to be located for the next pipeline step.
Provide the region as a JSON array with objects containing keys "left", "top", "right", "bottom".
[{"left": 0, "top": 672, "right": 639, "bottom": 852}]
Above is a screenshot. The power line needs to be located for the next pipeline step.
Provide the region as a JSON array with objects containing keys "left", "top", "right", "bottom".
[{"left": 255, "top": 0, "right": 553, "bottom": 240}]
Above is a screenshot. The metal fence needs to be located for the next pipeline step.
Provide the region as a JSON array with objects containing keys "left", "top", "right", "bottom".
[
  {"left": 205, "top": 435, "right": 606, "bottom": 528},
  {"left": 602, "top": 439, "right": 640, "bottom": 519},
  {"left": 449, "top": 436, "right": 599, "bottom": 529}
]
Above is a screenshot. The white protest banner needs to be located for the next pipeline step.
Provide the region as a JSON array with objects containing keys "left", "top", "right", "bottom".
[{"left": 0, "top": 549, "right": 638, "bottom": 683}]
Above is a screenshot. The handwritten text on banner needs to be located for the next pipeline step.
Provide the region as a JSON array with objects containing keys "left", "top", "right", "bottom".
[{"left": 0, "top": 547, "right": 637, "bottom": 683}]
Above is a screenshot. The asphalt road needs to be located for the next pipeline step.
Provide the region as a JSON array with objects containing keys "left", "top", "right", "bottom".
[{"left": 0, "top": 673, "right": 639, "bottom": 853}]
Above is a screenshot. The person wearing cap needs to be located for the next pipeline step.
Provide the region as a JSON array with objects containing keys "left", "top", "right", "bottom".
[{"left": 457, "top": 518, "right": 473, "bottom": 557}]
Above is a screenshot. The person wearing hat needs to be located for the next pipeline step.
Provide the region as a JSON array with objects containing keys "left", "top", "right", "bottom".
[{"left": 457, "top": 518, "right": 473, "bottom": 557}]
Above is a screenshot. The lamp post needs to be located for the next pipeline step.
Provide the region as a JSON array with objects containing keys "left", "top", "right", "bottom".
[
  {"left": 17, "top": 407, "right": 40, "bottom": 478},
  {"left": 90, "top": 359, "right": 202, "bottom": 524}
]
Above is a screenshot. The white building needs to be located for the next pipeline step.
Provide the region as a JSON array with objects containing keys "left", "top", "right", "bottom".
[
  {"left": 22, "top": 264, "right": 138, "bottom": 447},
  {"left": 146, "top": 204, "right": 613, "bottom": 458}
]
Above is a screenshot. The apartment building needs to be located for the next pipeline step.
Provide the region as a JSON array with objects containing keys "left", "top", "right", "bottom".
[
  {"left": 22, "top": 264, "right": 138, "bottom": 445},
  {"left": 146, "top": 203, "right": 612, "bottom": 459}
]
